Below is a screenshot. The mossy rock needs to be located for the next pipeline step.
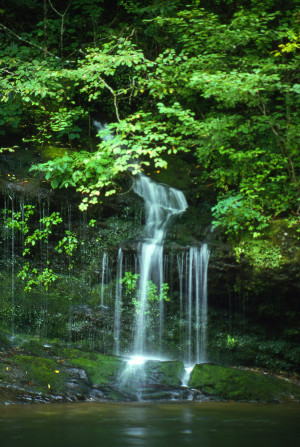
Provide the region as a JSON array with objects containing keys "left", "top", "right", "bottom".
[
  {"left": 11, "top": 355, "right": 67, "bottom": 395},
  {"left": 59, "top": 348, "right": 125, "bottom": 387},
  {"left": 19, "top": 340, "right": 57, "bottom": 358},
  {"left": 189, "top": 364, "right": 300, "bottom": 402},
  {"left": 117, "top": 359, "right": 185, "bottom": 397},
  {"left": 145, "top": 360, "right": 185, "bottom": 387}
]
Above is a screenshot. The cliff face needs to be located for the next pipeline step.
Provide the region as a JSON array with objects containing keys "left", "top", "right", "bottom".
[{"left": 0, "top": 150, "right": 299, "bottom": 375}]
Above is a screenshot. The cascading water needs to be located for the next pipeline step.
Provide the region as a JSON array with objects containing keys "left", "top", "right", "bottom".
[
  {"left": 10, "top": 195, "right": 15, "bottom": 334},
  {"left": 132, "top": 174, "right": 188, "bottom": 356},
  {"left": 188, "top": 245, "right": 210, "bottom": 364},
  {"left": 94, "top": 121, "right": 210, "bottom": 374},
  {"left": 100, "top": 251, "right": 109, "bottom": 307},
  {"left": 114, "top": 248, "right": 123, "bottom": 355}
]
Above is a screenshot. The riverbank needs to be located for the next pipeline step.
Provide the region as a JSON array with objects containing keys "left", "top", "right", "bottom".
[{"left": 1, "top": 336, "right": 299, "bottom": 405}]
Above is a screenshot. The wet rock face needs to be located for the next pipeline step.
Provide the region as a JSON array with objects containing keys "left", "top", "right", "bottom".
[{"left": 115, "top": 359, "right": 186, "bottom": 401}]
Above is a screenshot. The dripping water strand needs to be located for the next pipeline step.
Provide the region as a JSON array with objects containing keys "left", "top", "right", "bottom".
[{"left": 114, "top": 247, "right": 123, "bottom": 355}]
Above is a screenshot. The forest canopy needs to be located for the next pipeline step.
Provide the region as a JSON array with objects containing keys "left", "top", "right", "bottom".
[{"left": 1, "top": 0, "right": 299, "bottom": 250}]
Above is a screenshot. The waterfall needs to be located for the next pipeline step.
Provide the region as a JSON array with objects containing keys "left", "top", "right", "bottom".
[
  {"left": 177, "top": 252, "right": 184, "bottom": 350},
  {"left": 93, "top": 121, "right": 210, "bottom": 364},
  {"left": 10, "top": 195, "right": 15, "bottom": 334},
  {"left": 199, "top": 244, "right": 209, "bottom": 363},
  {"left": 187, "top": 249, "right": 193, "bottom": 363},
  {"left": 132, "top": 174, "right": 188, "bottom": 356},
  {"left": 114, "top": 248, "right": 123, "bottom": 355},
  {"left": 183, "top": 245, "right": 210, "bottom": 364},
  {"left": 100, "top": 251, "right": 109, "bottom": 307}
]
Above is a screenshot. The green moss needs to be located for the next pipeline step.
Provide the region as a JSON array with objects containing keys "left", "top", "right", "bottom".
[
  {"left": 189, "top": 364, "right": 300, "bottom": 402},
  {"left": 20, "top": 340, "right": 55, "bottom": 358},
  {"left": 41, "top": 145, "right": 69, "bottom": 160},
  {"left": 59, "top": 348, "right": 125, "bottom": 386},
  {"left": 157, "top": 361, "right": 185, "bottom": 386},
  {"left": 11, "top": 355, "right": 67, "bottom": 394}
]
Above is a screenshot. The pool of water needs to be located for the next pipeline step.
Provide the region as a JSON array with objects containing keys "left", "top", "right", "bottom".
[{"left": 0, "top": 402, "right": 299, "bottom": 447}]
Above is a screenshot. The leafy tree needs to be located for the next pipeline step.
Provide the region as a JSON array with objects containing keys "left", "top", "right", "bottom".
[{"left": 1, "top": 0, "right": 299, "bottom": 261}]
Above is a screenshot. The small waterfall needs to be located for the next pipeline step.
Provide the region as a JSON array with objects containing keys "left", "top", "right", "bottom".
[
  {"left": 181, "top": 366, "right": 193, "bottom": 387},
  {"left": 199, "top": 244, "right": 209, "bottom": 363},
  {"left": 177, "top": 252, "right": 184, "bottom": 350},
  {"left": 185, "top": 245, "right": 210, "bottom": 364},
  {"left": 93, "top": 122, "right": 210, "bottom": 367},
  {"left": 10, "top": 195, "right": 15, "bottom": 334},
  {"left": 100, "top": 251, "right": 109, "bottom": 307},
  {"left": 187, "top": 249, "right": 193, "bottom": 364},
  {"left": 93, "top": 121, "right": 113, "bottom": 142},
  {"left": 133, "top": 174, "right": 188, "bottom": 356},
  {"left": 114, "top": 248, "right": 123, "bottom": 355}
]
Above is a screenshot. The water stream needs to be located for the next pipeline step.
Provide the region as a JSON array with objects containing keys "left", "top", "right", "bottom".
[
  {"left": 132, "top": 174, "right": 188, "bottom": 356},
  {"left": 114, "top": 247, "right": 123, "bottom": 355},
  {"left": 100, "top": 251, "right": 108, "bottom": 307},
  {"left": 94, "top": 121, "right": 211, "bottom": 367}
]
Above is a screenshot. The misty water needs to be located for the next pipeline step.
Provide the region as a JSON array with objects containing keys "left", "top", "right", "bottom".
[{"left": 1, "top": 402, "right": 299, "bottom": 447}]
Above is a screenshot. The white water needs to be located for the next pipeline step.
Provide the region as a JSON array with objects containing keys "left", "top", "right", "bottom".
[
  {"left": 93, "top": 121, "right": 114, "bottom": 142},
  {"left": 183, "top": 245, "right": 210, "bottom": 364},
  {"left": 94, "top": 121, "right": 210, "bottom": 365},
  {"left": 133, "top": 174, "right": 188, "bottom": 356},
  {"left": 100, "top": 251, "right": 108, "bottom": 307},
  {"left": 181, "top": 366, "right": 193, "bottom": 387},
  {"left": 199, "top": 244, "right": 209, "bottom": 363},
  {"left": 114, "top": 248, "right": 123, "bottom": 355}
]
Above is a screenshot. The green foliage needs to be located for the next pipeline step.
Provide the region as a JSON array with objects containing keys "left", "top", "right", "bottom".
[
  {"left": 122, "top": 271, "right": 170, "bottom": 315},
  {"left": 122, "top": 271, "right": 139, "bottom": 295},
  {"left": 1, "top": 0, "right": 299, "bottom": 250},
  {"left": 226, "top": 334, "right": 236, "bottom": 348},
  {"left": 17, "top": 263, "right": 58, "bottom": 292},
  {"left": 212, "top": 193, "right": 269, "bottom": 236},
  {"left": 0, "top": 146, "right": 17, "bottom": 153},
  {"left": 210, "top": 332, "right": 300, "bottom": 372},
  {"left": 55, "top": 231, "right": 78, "bottom": 257},
  {"left": 2, "top": 206, "right": 78, "bottom": 291},
  {"left": 234, "top": 240, "right": 283, "bottom": 269},
  {"left": 2, "top": 205, "right": 35, "bottom": 235},
  {"left": 23, "top": 212, "right": 63, "bottom": 255}
]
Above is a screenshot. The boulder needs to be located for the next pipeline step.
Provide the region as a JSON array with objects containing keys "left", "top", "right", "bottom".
[{"left": 188, "top": 363, "right": 300, "bottom": 402}]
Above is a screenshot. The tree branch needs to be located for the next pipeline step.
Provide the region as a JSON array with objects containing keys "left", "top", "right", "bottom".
[
  {"left": 99, "top": 76, "right": 121, "bottom": 123},
  {"left": 48, "top": 0, "right": 72, "bottom": 58},
  {"left": 0, "top": 22, "right": 59, "bottom": 59}
]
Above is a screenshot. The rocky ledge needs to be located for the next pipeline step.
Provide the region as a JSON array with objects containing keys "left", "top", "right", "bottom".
[{"left": 0, "top": 338, "right": 299, "bottom": 405}]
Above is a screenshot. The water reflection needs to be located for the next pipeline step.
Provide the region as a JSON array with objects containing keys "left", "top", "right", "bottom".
[{"left": 0, "top": 402, "right": 299, "bottom": 447}]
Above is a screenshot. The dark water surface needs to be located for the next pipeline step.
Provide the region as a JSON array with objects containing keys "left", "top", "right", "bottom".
[{"left": 0, "top": 402, "right": 299, "bottom": 447}]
